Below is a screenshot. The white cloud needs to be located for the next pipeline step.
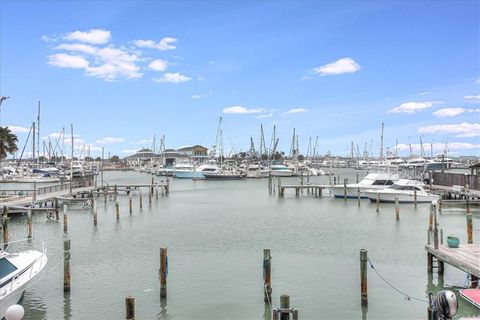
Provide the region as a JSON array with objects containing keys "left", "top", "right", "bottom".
[
  {"left": 48, "top": 53, "right": 89, "bottom": 69},
  {"left": 418, "top": 122, "right": 480, "bottom": 137},
  {"left": 433, "top": 108, "right": 467, "bottom": 117},
  {"left": 148, "top": 59, "right": 168, "bottom": 72},
  {"left": 95, "top": 137, "right": 125, "bottom": 144},
  {"left": 7, "top": 125, "right": 30, "bottom": 134},
  {"left": 418, "top": 91, "right": 430, "bottom": 96},
  {"left": 464, "top": 94, "right": 480, "bottom": 103},
  {"left": 85, "top": 47, "right": 142, "bottom": 80},
  {"left": 313, "top": 57, "right": 360, "bottom": 76},
  {"left": 65, "top": 29, "right": 111, "bottom": 44},
  {"left": 389, "top": 101, "right": 439, "bottom": 114},
  {"left": 191, "top": 91, "right": 213, "bottom": 99},
  {"left": 154, "top": 72, "right": 191, "bottom": 84},
  {"left": 223, "top": 106, "right": 264, "bottom": 114},
  {"left": 433, "top": 108, "right": 478, "bottom": 118},
  {"left": 255, "top": 113, "right": 274, "bottom": 119},
  {"left": 133, "top": 37, "right": 177, "bottom": 50},
  {"left": 286, "top": 108, "right": 307, "bottom": 114},
  {"left": 55, "top": 43, "right": 99, "bottom": 55}
]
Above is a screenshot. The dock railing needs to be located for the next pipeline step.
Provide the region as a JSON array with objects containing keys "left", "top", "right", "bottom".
[{"left": 432, "top": 172, "right": 479, "bottom": 190}]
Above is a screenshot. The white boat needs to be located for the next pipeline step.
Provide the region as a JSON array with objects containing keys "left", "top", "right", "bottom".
[
  {"left": 0, "top": 246, "right": 48, "bottom": 318},
  {"left": 328, "top": 172, "right": 399, "bottom": 199},
  {"left": 270, "top": 164, "right": 295, "bottom": 177},
  {"left": 246, "top": 164, "right": 270, "bottom": 178},
  {"left": 365, "top": 179, "right": 440, "bottom": 203},
  {"left": 173, "top": 162, "right": 219, "bottom": 179},
  {"left": 13, "top": 174, "right": 61, "bottom": 183}
]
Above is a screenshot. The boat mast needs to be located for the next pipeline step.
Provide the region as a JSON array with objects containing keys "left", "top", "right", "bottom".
[
  {"left": 32, "top": 121, "right": 36, "bottom": 166},
  {"left": 380, "top": 122, "right": 384, "bottom": 161},
  {"left": 70, "top": 124, "right": 74, "bottom": 194},
  {"left": 37, "top": 101, "right": 40, "bottom": 167}
]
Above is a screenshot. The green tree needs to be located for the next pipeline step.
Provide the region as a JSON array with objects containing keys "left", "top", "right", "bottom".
[
  {"left": 110, "top": 155, "right": 120, "bottom": 162},
  {"left": 0, "top": 127, "right": 18, "bottom": 159}
]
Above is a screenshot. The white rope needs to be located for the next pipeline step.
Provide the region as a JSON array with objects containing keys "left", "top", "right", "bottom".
[{"left": 264, "top": 284, "right": 273, "bottom": 311}]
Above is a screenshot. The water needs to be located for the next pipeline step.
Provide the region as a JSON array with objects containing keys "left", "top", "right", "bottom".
[{"left": 4, "top": 169, "right": 479, "bottom": 319}]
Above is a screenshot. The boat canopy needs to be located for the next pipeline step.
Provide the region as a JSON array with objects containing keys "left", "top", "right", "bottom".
[{"left": 0, "top": 257, "right": 17, "bottom": 279}]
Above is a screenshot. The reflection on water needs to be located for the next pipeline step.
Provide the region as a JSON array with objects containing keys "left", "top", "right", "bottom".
[
  {"left": 157, "top": 298, "right": 171, "bottom": 320},
  {"left": 263, "top": 303, "right": 271, "bottom": 320},
  {"left": 22, "top": 291, "right": 47, "bottom": 320},
  {"left": 64, "top": 293, "right": 72, "bottom": 320}
]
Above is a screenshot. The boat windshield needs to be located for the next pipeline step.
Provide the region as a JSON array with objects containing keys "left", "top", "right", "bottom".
[
  {"left": 0, "top": 257, "right": 17, "bottom": 279},
  {"left": 371, "top": 180, "right": 395, "bottom": 186},
  {"left": 391, "top": 185, "right": 421, "bottom": 191}
]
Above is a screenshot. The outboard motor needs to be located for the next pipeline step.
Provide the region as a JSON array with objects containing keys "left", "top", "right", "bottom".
[{"left": 432, "top": 290, "right": 458, "bottom": 320}]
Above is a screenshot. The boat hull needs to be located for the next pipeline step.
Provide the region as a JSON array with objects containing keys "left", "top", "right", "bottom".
[
  {"left": 173, "top": 170, "right": 205, "bottom": 179},
  {"left": 365, "top": 191, "right": 439, "bottom": 203},
  {"left": 203, "top": 173, "right": 247, "bottom": 180},
  {"left": 329, "top": 185, "right": 388, "bottom": 199}
]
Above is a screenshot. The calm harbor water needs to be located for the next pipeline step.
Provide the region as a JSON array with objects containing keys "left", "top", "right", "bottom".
[{"left": 4, "top": 169, "right": 479, "bottom": 319}]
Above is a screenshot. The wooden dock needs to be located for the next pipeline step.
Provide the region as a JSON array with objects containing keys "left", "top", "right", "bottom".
[
  {"left": 279, "top": 184, "right": 328, "bottom": 197},
  {"left": 425, "top": 244, "right": 480, "bottom": 278}
]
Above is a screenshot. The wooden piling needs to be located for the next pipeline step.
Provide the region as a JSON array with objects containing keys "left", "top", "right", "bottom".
[
  {"left": 125, "top": 296, "right": 135, "bottom": 320},
  {"left": 151, "top": 177, "right": 155, "bottom": 195},
  {"left": 467, "top": 211, "right": 473, "bottom": 244},
  {"left": 116, "top": 201, "right": 120, "bottom": 220},
  {"left": 263, "top": 249, "right": 272, "bottom": 304},
  {"left": 432, "top": 202, "right": 439, "bottom": 250},
  {"left": 413, "top": 190, "right": 417, "bottom": 209},
  {"left": 357, "top": 187, "right": 360, "bottom": 207},
  {"left": 139, "top": 192, "right": 143, "bottom": 210},
  {"left": 268, "top": 173, "right": 272, "bottom": 194},
  {"left": 333, "top": 176, "right": 336, "bottom": 185},
  {"left": 280, "top": 295, "right": 290, "bottom": 320},
  {"left": 360, "top": 249, "right": 368, "bottom": 306},
  {"left": 343, "top": 179, "right": 347, "bottom": 201},
  {"left": 149, "top": 189, "right": 152, "bottom": 205},
  {"left": 356, "top": 170, "right": 359, "bottom": 183},
  {"left": 129, "top": 194, "right": 132, "bottom": 214},
  {"left": 63, "top": 204, "right": 68, "bottom": 233},
  {"left": 93, "top": 199, "right": 98, "bottom": 226},
  {"left": 428, "top": 205, "right": 433, "bottom": 232},
  {"left": 160, "top": 247, "right": 168, "bottom": 299},
  {"left": 55, "top": 198, "right": 59, "bottom": 220},
  {"left": 466, "top": 196, "right": 471, "bottom": 214},
  {"left": 395, "top": 196, "right": 400, "bottom": 220},
  {"left": 2, "top": 206, "right": 9, "bottom": 249},
  {"left": 114, "top": 185, "right": 118, "bottom": 201},
  {"left": 155, "top": 187, "right": 159, "bottom": 200},
  {"left": 27, "top": 209, "right": 32, "bottom": 239},
  {"left": 375, "top": 193, "right": 380, "bottom": 213},
  {"left": 427, "top": 252, "right": 433, "bottom": 273},
  {"left": 64, "top": 239, "right": 71, "bottom": 292}
]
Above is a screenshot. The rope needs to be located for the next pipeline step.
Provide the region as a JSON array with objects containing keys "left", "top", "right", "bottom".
[
  {"left": 22, "top": 252, "right": 70, "bottom": 291},
  {"left": 264, "top": 284, "right": 273, "bottom": 311},
  {"left": 367, "top": 257, "right": 428, "bottom": 303}
]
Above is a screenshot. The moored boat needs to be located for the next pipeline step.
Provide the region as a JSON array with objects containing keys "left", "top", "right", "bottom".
[
  {"left": 328, "top": 172, "right": 399, "bottom": 199},
  {"left": 365, "top": 179, "right": 439, "bottom": 203}
]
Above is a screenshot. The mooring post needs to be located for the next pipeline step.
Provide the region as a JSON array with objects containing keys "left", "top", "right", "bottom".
[
  {"left": 375, "top": 193, "right": 380, "bottom": 213},
  {"left": 428, "top": 205, "right": 433, "bottom": 232},
  {"left": 440, "top": 229, "right": 443, "bottom": 245},
  {"left": 333, "top": 176, "right": 336, "bottom": 185},
  {"left": 414, "top": 190, "right": 417, "bottom": 209},
  {"left": 63, "top": 204, "right": 68, "bottom": 233},
  {"left": 427, "top": 252, "right": 433, "bottom": 273},
  {"left": 395, "top": 196, "right": 400, "bottom": 220},
  {"left": 33, "top": 180, "right": 37, "bottom": 201},
  {"left": 160, "top": 247, "right": 168, "bottom": 299},
  {"left": 64, "top": 239, "right": 71, "bottom": 292},
  {"left": 129, "top": 193, "right": 132, "bottom": 214},
  {"left": 360, "top": 249, "right": 368, "bottom": 306},
  {"left": 343, "top": 179, "right": 347, "bottom": 201},
  {"left": 27, "top": 209, "right": 33, "bottom": 239},
  {"left": 166, "top": 179, "right": 170, "bottom": 195},
  {"left": 356, "top": 170, "right": 359, "bottom": 183},
  {"left": 277, "top": 178, "right": 281, "bottom": 197},
  {"left": 2, "top": 206, "right": 8, "bottom": 249},
  {"left": 268, "top": 173, "right": 272, "bottom": 194},
  {"left": 433, "top": 202, "right": 439, "bottom": 250},
  {"left": 125, "top": 296, "right": 135, "bottom": 320},
  {"left": 116, "top": 201, "right": 120, "bottom": 221},
  {"left": 104, "top": 188, "right": 107, "bottom": 204},
  {"left": 149, "top": 188, "right": 152, "bottom": 205},
  {"left": 151, "top": 177, "right": 155, "bottom": 195},
  {"left": 467, "top": 209, "right": 473, "bottom": 244},
  {"left": 357, "top": 187, "right": 361, "bottom": 207},
  {"left": 93, "top": 199, "right": 98, "bottom": 227},
  {"left": 156, "top": 187, "right": 159, "bottom": 200},
  {"left": 263, "top": 249, "right": 272, "bottom": 304},
  {"left": 280, "top": 295, "right": 290, "bottom": 320},
  {"left": 139, "top": 191, "right": 143, "bottom": 210},
  {"left": 55, "top": 198, "right": 59, "bottom": 220}
]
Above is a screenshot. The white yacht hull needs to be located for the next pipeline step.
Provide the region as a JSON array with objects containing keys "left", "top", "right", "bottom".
[
  {"left": 329, "top": 185, "right": 388, "bottom": 199},
  {"left": 365, "top": 190, "right": 439, "bottom": 203},
  {"left": 247, "top": 170, "right": 270, "bottom": 178},
  {"left": 270, "top": 170, "right": 295, "bottom": 177}
]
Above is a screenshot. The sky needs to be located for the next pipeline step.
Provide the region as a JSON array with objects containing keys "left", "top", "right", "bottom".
[{"left": 0, "top": 0, "right": 479, "bottom": 159}]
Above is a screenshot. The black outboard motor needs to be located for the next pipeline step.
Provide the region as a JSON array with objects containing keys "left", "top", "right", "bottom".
[{"left": 432, "top": 290, "right": 458, "bottom": 320}]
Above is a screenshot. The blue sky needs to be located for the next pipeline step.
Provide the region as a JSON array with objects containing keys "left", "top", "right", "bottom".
[{"left": 0, "top": 1, "right": 479, "bottom": 158}]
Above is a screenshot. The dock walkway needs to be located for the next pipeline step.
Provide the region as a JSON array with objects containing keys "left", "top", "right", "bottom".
[{"left": 425, "top": 244, "right": 480, "bottom": 278}]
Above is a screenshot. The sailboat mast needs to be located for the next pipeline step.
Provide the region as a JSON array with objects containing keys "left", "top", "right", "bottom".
[
  {"left": 32, "top": 121, "right": 36, "bottom": 165},
  {"left": 37, "top": 101, "right": 40, "bottom": 166},
  {"left": 380, "top": 122, "right": 384, "bottom": 161},
  {"left": 70, "top": 124, "right": 74, "bottom": 194}
]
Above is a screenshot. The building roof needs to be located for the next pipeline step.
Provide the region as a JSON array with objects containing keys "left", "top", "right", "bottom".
[{"left": 177, "top": 145, "right": 208, "bottom": 151}]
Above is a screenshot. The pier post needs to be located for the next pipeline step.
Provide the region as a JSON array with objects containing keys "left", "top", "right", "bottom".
[
  {"left": 129, "top": 193, "right": 132, "bottom": 214},
  {"left": 356, "top": 170, "right": 359, "bottom": 183},
  {"left": 471, "top": 275, "right": 479, "bottom": 288},
  {"left": 467, "top": 210, "right": 473, "bottom": 244},
  {"left": 438, "top": 259, "right": 444, "bottom": 275},
  {"left": 166, "top": 179, "right": 170, "bottom": 195},
  {"left": 343, "top": 179, "right": 347, "bottom": 201},
  {"left": 64, "top": 239, "right": 71, "bottom": 292},
  {"left": 432, "top": 202, "right": 439, "bottom": 250},
  {"left": 414, "top": 190, "right": 417, "bottom": 209},
  {"left": 104, "top": 188, "right": 107, "bottom": 204},
  {"left": 277, "top": 178, "right": 281, "bottom": 197},
  {"left": 280, "top": 295, "right": 290, "bottom": 320},
  {"left": 263, "top": 249, "right": 272, "bottom": 304},
  {"left": 139, "top": 191, "right": 143, "bottom": 210},
  {"left": 360, "top": 249, "right": 368, "bottom": 306},
  {"left": 395, "top": 196, "right": 400, "bottom": 220},
  {"left": 2, "top": 206, "right": 8, "bottom": 249},
  {"left": 427, "top": 253, "right": 433, "bottom": 273},
  {"left": 151, "top": 177, "right": 155, "bottom": 195},
  {"left": 114, "top": 185, "right": 118, "bottom": 201},
  {"left": 33, "top": 181, "right": 37, "bottom": 201},
  {"left": 375, "top": 193, "right": 380, "bottom": 213},
  {"left": 125, "top": 296, "right": 135, "bottom": 320},
  {"left": 63, "top": 204, "right": 68, "bottom": 233},
  {"left": 268, "top": 173, "right": 272, "bottom": 194},
  {"left": 116, "top": 201, "right": 120, "bottom": 221},
  {"left": 160, "top": 247, "right": 168, "bottom": 299},
  {"left": 149, "top": 188, "right": 152, "bottom": 205},
  {"left": 93, "top": 199, "right": 98, "bottom": 227},
  {"left": 27, "top": 209, "right": 32, "bottom": 239},
  {"left": 55, "top": 198, "right": 59, "bottom": 220},
  {"left": 357, "top": 187, "right": 361, "bottom": 207},
  {"left": 333, "top": 176, "right": 336, "bottom": 185},
  {"left": 156, "top": 187, "right": 159, "bottom": 200},
  {"left": 440, "top": 229, "right": 443, "bottom": 245},
  {"left": 428, "top": 205, "right": 433, "bottom": 232}
]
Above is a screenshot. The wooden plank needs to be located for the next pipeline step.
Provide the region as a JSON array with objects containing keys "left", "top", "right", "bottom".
[{"left": 425, "top": 244, "right": 480, "bottom": 277}]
